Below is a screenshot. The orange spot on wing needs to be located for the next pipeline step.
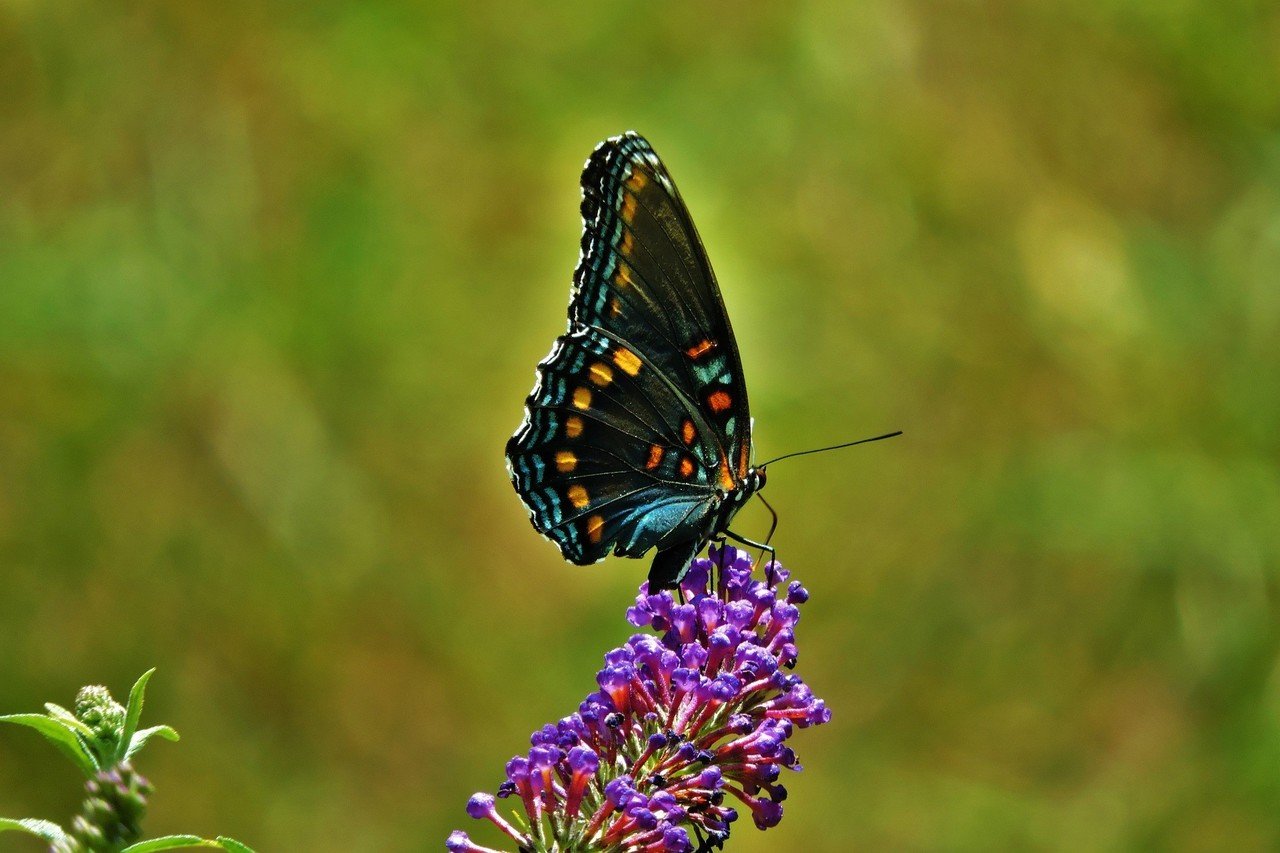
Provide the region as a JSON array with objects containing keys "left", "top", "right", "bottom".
[
  {"left": 567, "top": 485, "right": 590, "bottom": 509},
  {"left": 718, "top": 452, "right": 736, "bottom": 491},
  {"left": 572, "top": 387, "right": 592, "bottom": 410},
  {"left": 589, "top": 362, "right": 614, "bottom": 387},
  {"left": 708, "top": 390, "right": 732, "bottom": 413},
  {"left": 620, "top": 193, "right": 639, "bottom": 222},
  {"left": 681, "top": 419, "right": 697, "bottom": 446},
  {"left": 565, "top": 415, "right": 583, "bottom": 438},
  {"left": 614, "top": 265, "right": 635, "bottom": 287},
  {"left": 613, "top": 348, "right": 642, "bottom": 376},
  {"left": 626, "top": 169, "right": 649, "bottom": 191},
  {"left": 679, "top": 457, "right": 695, "bottom": 478},
  {"left": 585, "top": 514, "right": 605, "bottom": 545},
  {"left": 738, "top": 443, "right": 750, "bottom": 478},
  {"left": 645, "top": 444, "right": 664, "bottom": 471},
  {"left": 619, "top": 229, "right": 634, "bottom": 257},
  {"left": 608, "top": 297, "right": 622, "bottom": 317},
  {"left": 555, "top": 451, "right": 577, "bottom": 473},
  {"left": 685, "top": 339, "right": 716, "bottom": 360}
]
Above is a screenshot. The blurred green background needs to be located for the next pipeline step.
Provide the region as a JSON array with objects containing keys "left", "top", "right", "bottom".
[{"left": 2, "top": 1, "right": 1279, "bottom": 850}]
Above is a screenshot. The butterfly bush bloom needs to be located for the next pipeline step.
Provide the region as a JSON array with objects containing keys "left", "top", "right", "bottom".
[{"left": 449, "top": 546, "right": 829, "bottom": 852}]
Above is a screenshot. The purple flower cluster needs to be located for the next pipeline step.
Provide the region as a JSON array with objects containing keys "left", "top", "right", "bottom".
[{"left": 448, "top": 546, "right": 829, "bottom": 852}]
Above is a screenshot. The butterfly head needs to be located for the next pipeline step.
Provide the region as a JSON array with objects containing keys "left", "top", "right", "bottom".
[
  {"left": 716, "top": 466, "right": 767, "bottom": 510},
  {"left": 742, "top": 466, "right": 767, "bottom": 516}
]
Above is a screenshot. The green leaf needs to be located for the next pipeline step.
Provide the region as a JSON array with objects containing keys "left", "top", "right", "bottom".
[
  {"left": 119, "top": 668, "right": 157, "bottom": 763},
  {"left": 120, "top": 835, "right": 220, "bottom": 851},
  {"left": 0, "top": 713, "right": 98, "bottom": 775},
  {"left": 0, "top": 817, "right": 70, "bottom": 843},
  {"left": 119, "top": 836, "right": 256, "bottom": 852},
  {"left": 125, "top": 725, "right": 180, "bottom": 761},
  {"left": 42, "top": 703, "right": 97, "bottom": 739}
]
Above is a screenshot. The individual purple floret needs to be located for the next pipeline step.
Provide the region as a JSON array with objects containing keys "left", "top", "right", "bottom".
[{"left": 450, "top": 546, "right": 830, "bottom": 851}]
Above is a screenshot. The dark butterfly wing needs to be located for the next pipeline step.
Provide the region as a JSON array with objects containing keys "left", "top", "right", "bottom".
[
  {"left": 573, "top": 132, "right": 753, "bottom": 487},
  {"left": 506, "top": 328, "right": 718, "bottom": 564},
  {"left": 507, "top": 131, "right": 753, "bottom": 582}
]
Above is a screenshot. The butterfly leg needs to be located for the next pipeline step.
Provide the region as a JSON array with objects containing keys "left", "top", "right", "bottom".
[
  {"left": 723, "top": 529, "right": 777, "bottom": 574},
  {"left": 755, "top": 492, "right": 780, "bottom": 568},
  {"left": 757, "top": 492, "right": 779, "bottom": 547}
]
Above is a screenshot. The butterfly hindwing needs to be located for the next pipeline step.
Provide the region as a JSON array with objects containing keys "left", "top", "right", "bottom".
[{"left": 506, "top": 328, "right": 719, "bottom": 564}]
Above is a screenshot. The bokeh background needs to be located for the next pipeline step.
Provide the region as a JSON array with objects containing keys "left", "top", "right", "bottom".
[{"left": 2, "top": 2, "right": 1279, "bottom": 850}]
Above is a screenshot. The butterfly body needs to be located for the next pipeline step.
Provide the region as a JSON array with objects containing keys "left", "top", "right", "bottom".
[{"left": 507, "top": 131, "right": 762, "bottom": 592}]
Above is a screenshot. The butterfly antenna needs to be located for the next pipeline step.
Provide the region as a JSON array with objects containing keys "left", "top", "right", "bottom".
[{"left": 759, "top": 430, "right": 903, "bottom": 467}]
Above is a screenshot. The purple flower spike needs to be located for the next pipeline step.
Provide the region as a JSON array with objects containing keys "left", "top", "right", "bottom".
[
  {"left": 745, "top": 794, "right": 784, "bottom": 829},
  {"left": 463, "top": 793, "right": 526, "bottom": 845},
  {"left": 563, "top": 745, "right": 599, "bottom": 817},
  {"left": 445, "top": 830, "right": 505, "bottom": 853},
  {"left": 604, "top": 775, "right": 641, "bottom": 808},
  {"left": 660, "top": 825, "right": 693, "bottom": 851},
  {"left": 448, "top": 547, "right": 829, "bottom": 851},
  {"left": 464, "top": 793, "right": 495, "bottom": 820}
]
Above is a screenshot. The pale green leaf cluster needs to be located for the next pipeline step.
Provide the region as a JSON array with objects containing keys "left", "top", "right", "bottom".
[{"left": 0, "top": 671, "right": 255, "bottom": 853}]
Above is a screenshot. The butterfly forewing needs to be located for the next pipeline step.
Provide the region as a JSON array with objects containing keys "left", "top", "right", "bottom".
[{"left": 573, "top": 133, "right": 753, "bottom": 484}]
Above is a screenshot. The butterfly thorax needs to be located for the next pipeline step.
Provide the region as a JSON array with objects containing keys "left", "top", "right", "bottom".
[{"left": 708, "top": 466, "right": 766, "bottom": 540}]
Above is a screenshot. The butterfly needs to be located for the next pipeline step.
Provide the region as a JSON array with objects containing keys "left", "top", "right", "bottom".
[{"left": 506, "top": 131, "right": 767, "bottom": 593}]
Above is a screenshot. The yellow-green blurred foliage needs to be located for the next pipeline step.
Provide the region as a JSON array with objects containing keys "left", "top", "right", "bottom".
[{"left": 2, "top": 1, "right": 1279, "bottom": 850}]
